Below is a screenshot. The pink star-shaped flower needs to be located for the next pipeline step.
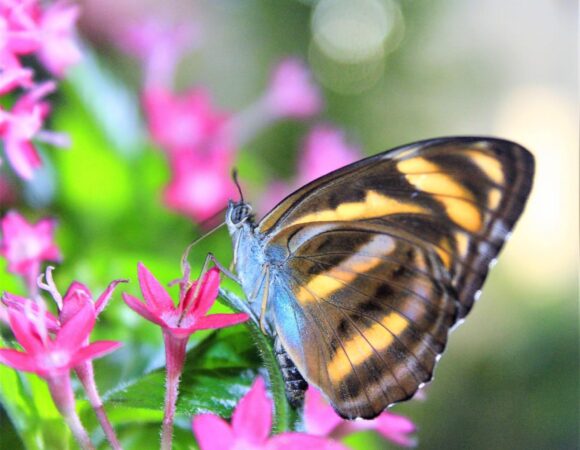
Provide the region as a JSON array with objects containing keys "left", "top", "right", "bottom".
[
  {"left": 0, "top": 300, "right": 120, "bottom": 378},
  {"left": 0, "top": 81, "right": 59, "bottom": 179},
  {"left": 297, "top": 124, "right": 361, "bottom": 185},
  {"left": 120, "top": 19, "right": 198, "bottom": 88},
  {"left": 193, "top": 377, "right": 347, "bottom": 450},
  {"left": 143, "top": 86, "right": 229, "bottom": 153},
  {"left": 163, "top": 145, "right": 238, "bottom": 223},
  {"left": 0, "top": 210, "right": 61, "bottom": 284},
  {"left": 123, "top": 263, "right": 248, "bottom": 338},
  {"left": 264, "top": 58, "right": 322, "bottom": 119},
  {"left": 124, "top": 262, "right": 249, "bottom": 450},
  {"left": 2, "top": 271, "right": 126, "bottom": 449},
  {"left": 36, "top": 0, "right": 82, "bottom": 77},
  {"left": 0, "top": 1, "right": 41, "bottom": 57},
  {"left": 0, "top": 52, "right": 33, "bottom": 94},
  {"left": 304, "top": 387, "right": 417, "bottom": 448}
]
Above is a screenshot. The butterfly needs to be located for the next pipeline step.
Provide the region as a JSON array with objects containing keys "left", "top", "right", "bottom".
[{"left": 224, "top": 136, "right": 534, "bottom": 419}]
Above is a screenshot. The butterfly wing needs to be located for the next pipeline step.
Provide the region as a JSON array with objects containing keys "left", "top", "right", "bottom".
[
  {"left": 258, "top": 137, "right": 534, "bottom": 418},
  {"left": 260, "top": 137, "right": 534, "bottom": 318}
]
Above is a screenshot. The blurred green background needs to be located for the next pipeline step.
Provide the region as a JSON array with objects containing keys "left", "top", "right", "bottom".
[{"left": 1, "top": 0, "right": 578, "bottom": 449}]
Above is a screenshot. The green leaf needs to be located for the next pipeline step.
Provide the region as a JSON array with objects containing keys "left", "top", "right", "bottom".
[
  {"left": 105, "top": 325, "right": 260, "bottom": 418},
  {"left": 0, "top": 337, "right": 69, "bottom": 449}
]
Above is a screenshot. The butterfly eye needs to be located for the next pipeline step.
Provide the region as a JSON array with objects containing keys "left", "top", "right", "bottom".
[{"left": 230, "top": 203, "right": 252, "bottom": 225}]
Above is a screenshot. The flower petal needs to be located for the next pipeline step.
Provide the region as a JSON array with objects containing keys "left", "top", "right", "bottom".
[
  {"left": 7, "top": 308, "right": 44, "bottom": 354},
  {"left": 374, "top": 412, "right": 417, "bottom": 447},
  {"left": 193, "top": 313, "right": 249, "bottom": 331},
  {"left": 331, "top": 411, "right": 417, "bottom": 447},
  {"left": 122, "top": 293, "right": 166, "bottom": 327},
  {"left": 267, "top": 433, "right": 349, "bottom": 450},
  {"left": 265, "top": 58, "right": 322, "bottom": 119},
  {"left": 2, "top": 293, "right": 59, "bottom": 332},
  {"left": 137, "top": 263, "right": 175, "bottom": 312},
  {"left": 0, "top": 349, "right": 39, "bottom": 373},
  {"left": 192, "top": 413, "right": 235, "bottom": 450},
  {"left": 303, "top": 387, "right": 343, "bottom": 436},
  {"left": 4, "top": 139, "right": 41, "bottom": 180},
  {"left": 232, "top": 377, "right": 271, "bottom": 445},
  {"left": 61, "top": 281, "right": 93, "bottom": 325},
  {"left": 190, "top": 268, "right": 220, "bottom": 317},
  {"left": 94, "top": 279, "right": 128, "bottom": 315},
  {"left": 54, "top": 301, "right": 95, "bottom": 352},
  {"left": 70, "top": 341, "right": 122, "bottom": 367}
]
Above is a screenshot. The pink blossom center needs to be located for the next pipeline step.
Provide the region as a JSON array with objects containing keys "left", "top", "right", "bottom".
[
  {"left": 160, "top": 309, "right": 192, "bottom": 328},
  {"left": 12, "top": 233, "right": 44, "bottom": 261},
  {"left": 185, "top": 172, "right": 224, "bottom": 208},
  {"left": 39, "top": 348, "right": 70, "bottom": 371},
  {"left": 170, "top": 116, "right": 202, "bottom": 148}
]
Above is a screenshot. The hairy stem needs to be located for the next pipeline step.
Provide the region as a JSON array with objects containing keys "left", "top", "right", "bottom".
[
  {"left": 76, "top": 362, "right": 122, "bottom": 450},
  {"left": 218, "top": 288, "right": 292, "bottom": 432},
  {"left": 161, "top": 332, "right": 187, "bottom": 450},
  {"left": 47, "top": 373, "right": 95, "bottom": 450}
]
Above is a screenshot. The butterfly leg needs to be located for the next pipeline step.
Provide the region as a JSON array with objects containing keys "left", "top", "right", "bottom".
[
  {"left": 203, "top": 252, "right": 241, "bottom": 284},
  {"left": 273, "top": 333, "right": 308, "bottom": 408},
  {"left": 218, "top": 287, "right": 259, "bottom": 323}
]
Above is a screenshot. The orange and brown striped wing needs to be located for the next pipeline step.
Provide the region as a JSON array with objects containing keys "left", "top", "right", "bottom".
[
  {"left": 260, "top": 137, "right": 534, "bottom": 319},
  {"left": 258, "top": 137, "right": 534, "bottom": 418},
  {"left": 269, "top": 222, "right": 458, "bottom": 419}
]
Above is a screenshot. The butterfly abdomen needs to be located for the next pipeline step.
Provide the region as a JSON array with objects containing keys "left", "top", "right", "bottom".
[{"left": 273, "top": 333, "right": 308, "bottom": 407}]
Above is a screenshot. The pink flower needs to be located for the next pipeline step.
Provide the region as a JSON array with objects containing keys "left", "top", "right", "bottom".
[
  {"left": 36, "top": 0, "right": 81, "bottom": 77},
  {"left": 163, "top": 145, "right": 238, "bottom": 223},
  {"left": 0, "top": 52, "right": 33, "bottom": 94},
  {"left": 120, "top": 19, "right": 198, "bottom": 88},
  {"left": 124, "top": 262, "right": 248, "bottom": 450},
  {"left": 193, "top": 377, "right": 347, "bottom": 450},
  {"left": 304, "top": 387, "right": 417, "bottom": 448},
  {"left": 143, "top": 86, "right": 229, "bottom": 153},
  {"left": 297, "top": 124, "right": 361, "bottom": 185},
  {"left": 0, "top": 285, "right": 121, "bottom": 449},
  {"left": 0, "top": 81, "right": 59, "bottom": 179},
  {"left": 0, "top": 300, "right": 120, "bottom": 378},
  {"left": 0, "top": 0, "right": 80, "bottom": 77},
  {"left": 2, "top": 270, "right": 126, "bottom": 449},
  {"left": 2, "top": 291, "right": 60, "bottom": 331},
  {"left": 264, "top": 58, "right": 322, "bottom": 119},
  {"left": 123, "top": 263, "right": 247, "bottom": 337},
  {"left": 0, "top": 210, "right": 61, "bottom": 287},
  {"left": 0, "top": 1, "right": 40, "bottom": 56}
]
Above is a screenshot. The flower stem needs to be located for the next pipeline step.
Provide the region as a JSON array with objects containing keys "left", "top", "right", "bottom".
[
  {"left": 47, "top": 373, "right": 95, "bottom": 450},
  {"left": 161, "top": 332, "right": 187, "bottom": 450},
  {"left": 76, "top": 362, "right": 123, "bottom": 450},
  {"left": 218, "top": 288, "right": 292, "bottom": 432}
]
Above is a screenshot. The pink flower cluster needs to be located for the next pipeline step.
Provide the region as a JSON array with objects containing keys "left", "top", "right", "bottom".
[
  {"left": 0, "top": 210, "right": 60, "bottom": 293},
  {"left": 0, "top": 0, "right": 80, "bottom": 179},
  {"left": 192, "top": 377, "right": 417, "bottom": 449},
  {"left": 121, "top": 21, "right": 323, "bottom": 223},
  {"left": 0, "top": 264, "right": 125, "bottom": 449}
]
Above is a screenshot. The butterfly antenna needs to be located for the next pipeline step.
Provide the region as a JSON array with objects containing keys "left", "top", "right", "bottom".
[
  {"left": 232, "top": 168, "right": 244, "bottom": 202},
  {"left": 180, "top": 221, "right": 226, "bottom": 276}
]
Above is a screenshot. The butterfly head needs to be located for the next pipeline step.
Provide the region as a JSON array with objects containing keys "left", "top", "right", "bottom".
[{"left": 225, "top": 200, "right": 254, "bottom": 231}]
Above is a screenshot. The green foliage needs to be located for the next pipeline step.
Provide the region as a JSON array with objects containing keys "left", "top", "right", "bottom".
[
  {"left": 0, "top": 336, "right": 69, "bottom": 449},
  {"left": 106, "top": 326, "right": 260, "bottom": 418}
]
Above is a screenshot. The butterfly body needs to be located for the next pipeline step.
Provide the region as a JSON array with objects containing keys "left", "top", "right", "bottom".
[{"left": 225, "top": 137, "right": 534, "bottom": 419}]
